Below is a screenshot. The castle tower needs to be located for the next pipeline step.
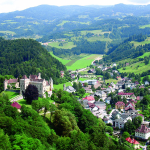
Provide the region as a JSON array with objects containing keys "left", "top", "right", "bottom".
[
  {"left": 38, "top": 73, "right": 41, "bottom": 79},
  {"left": 49, "top": 77, "right": 53, "bottom": 91},
  {"left": 20, "top": 75, "right": 30, "bottom": 95},
  {"left": 4, "top": 79, "right": 8, "bottom": 90}
]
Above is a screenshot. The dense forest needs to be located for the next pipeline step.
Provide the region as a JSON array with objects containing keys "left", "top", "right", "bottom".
[
  {"left": 0, "top": 90, "right": 129, "bottom": 150},
  {"left": 0, "top": 38, "right": 67, "bottom": 84},
  {"left": 103, "top": 34, "right": 150, "bottom": 62}
]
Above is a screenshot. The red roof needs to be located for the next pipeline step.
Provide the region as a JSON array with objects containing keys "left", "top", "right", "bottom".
[
  {"left": 22, "top": 75, "right": 28, "bottom": 79},
  {"left": 118, "top": 92, "right": 134, "bottom": 96},
  {"left": 126, "top": 137, "right": 139, "bottom": 145},
  {"left": 136, "top": 96, "right": 140, "bottom": 100},
  {"left": 11, "top": 102, "right": 21, "bottom": 109},
  {"left": 83, "top": 96, "right": 95, "bottom": 101},
  {"left": 7, "top": 78, "right": 18, "bottom": 83},
  {"left": 135, "top": 125, "right": 150, "bottom": 133},
  {"left": 88, "top": 102, "right": 96, "bottom": 108},
  {"left": 115, "top": 101, "right": 125, "bottom": 106},
  {"left": 29, "top": 75, "right": 38, "bottom": 79}
]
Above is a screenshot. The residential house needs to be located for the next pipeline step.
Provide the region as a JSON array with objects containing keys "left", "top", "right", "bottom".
[
  {"left": 115, "top": 82, "right": 124, "bottom": 90},
  {"left": 115, "top": 101, "right": 125, "bottom": 109},
  {"left": 105, "top": 97, "right": 111, "bottom": 104},
  {"left": 83, "top": 87, "right": 93, "bottom": 93},
  {"left": 103, "top": 118, "right": 113, "bottom": 124},
  {"left": 125, "top": 137, "right": 140, "bottom": 149},
  {"left": 118, "top": 92, "right": 135, "bottom": 99},
  {"left": 95, "top": 90, "right": 107, "bottom": 100},
  {"left": 139, "top": 85, "right": 145, "bottom": 89},
  {"left": 87, "top": 69, "right": 96, "bottom": 74},
  {"left": 145, "top": 81, "right": 149, "bottom": 86},
  {"left": 4, "top": 78, "right": 19, "bottom": 90},
  {"left": 94, "top": 101, "right": 106, "bottom": 110},
  {"left": 111, "top": 110, "right": 121, "bottom": 120},
  {"left": 125, "top": 81, "right": 135, "bottom": 89},
  {"left": 64, "top": 86, "right": 76, "bottom": 93},
  {"left": 71, "top": 74, "right": 76, "bottom": 79},
  {"left": 134, "top": 81, "right": 139, "bottom": 86},
  {"left": 135, "top": 125, "right": 150, "bottom": 139},
  {"left": 80, "top": 80, "right": 98, "bottom": 86},
  {"left": 110, "top": 82, "right": 116, "bottom": 89},
  {"left": 125, "top": 102, "right": 135, "bottom": 111},
  {"left": 83, "top": 96, "right": 95, "bottom": 103}
]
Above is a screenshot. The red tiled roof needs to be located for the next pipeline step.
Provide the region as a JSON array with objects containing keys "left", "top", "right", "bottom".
[
  {"left": 126, "top": 137, "right": 139, "bottom": 145},
  {"left": 88, "top": 102, "right": 95, "bottom": 108},
  {"left": 22, "top": 75, "right": 28, "bottom": 79},
  {"left": 11, "top": 102, "right": 21, "bottom": 109},
  {"left": 135, "top": 125, "right": 150, "bottom": 133},
  {"left": 7, "top": 78, "right": 18, "bottom": 83},
  {"left": 83, "top": 96, "right": 95, "bottom": 101},
  {"left": 118, "top": 92, "right": 134, "bottom": 96},
  {"left": 29, "top": 75, "right": 38, "bottom": 79},
  {"left": 136, "top": 96, "right": 140, "bottom": 100},
  {"left": 115, "top": 101, "right": 125, "bottom": 106}
]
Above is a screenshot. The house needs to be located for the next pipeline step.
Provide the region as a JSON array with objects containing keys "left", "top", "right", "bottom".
[
  {"left": 113, "top": 115, "right": 132, "bottom": 129},
  {"left": 87, "top": 69, "right": 96, "bottom": 74},
  {"left": 94, "top": 101, "right": 106, "bottom": 110},
  {"left": 110, "top": 82, "right": 116, "bottom": 89},
  {"left": 11, "top": 101, "right": 21, "bottom": 109},
  {"left": 125, "top": 82, "right": 135, "bottom": 89},
  {"left": 105, "top": 97, "right": 111, "bottom": 104},
  {"left": 95, "top": 90, "right": 107, "bottom": 100},
  {"left": 118, "top": 92, "right": 135, "bottom": 99},
  {"left": 134, "top": 81, "right": 139, "bottom": 86},
  {"left": 79, "top": 80, "right": 98, "bottom": 86},
  {"left": 135, "top": 125, "right": 150, "bottom": 139},
  {"left": 83, "top": 96, "right": 95, "bottom": 103},
  {"left": 103, "top": 118, "right": 113, "bottom": 124},
  {"left": 111, "top": 110, "right": 121, "bottom": 120},
  {"left": 65, "top": 86, "right": 76, "bottom": 93},
  {"left": 139, "top": 85, "right": 145, "bottom": 89},
  {"left": 60, "top": 71, "right": 64, "bottom": 78},
  {"left": 115, "top": 101, "right": 125, "bottom": 109},
  {"left": 125, "top": 63, "right": 129, "bottom": 66},
  {"left": 145, "top": 81, "right": 149, "bottom": 86},
  {"left": 125, "top": 102, "right": 135, "bottom": 111},
  {"left": 4, "top": 78, "right": 19, "bottom": 90},
  {"left": 20, "top": 73, "right": 53, "bottom": 97},
  {"left": 136, "top": 96, "right": 143, "bottom": 101},
  {"left": 125, "top": 137, "right": 140, "bottom": 149},
  {"left": 112, "top": 63, "right": 117, "bottom": 67},
  {"left": 83, "top": 87, "right": 93, "bottom": 93},
  {"left": 71, "top": 74, "right": 76, "bottom": 79}
]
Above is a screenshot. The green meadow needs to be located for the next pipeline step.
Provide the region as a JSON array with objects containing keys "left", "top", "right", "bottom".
[
  {"left": 138, "top": 52, "right": 150, "bottom": 58},
  {"left": 2, "top": 91, "right": 19, "bottom": 99},
  {"left": 130, "top": 37, "right": 150, "bottom": 47},
  {"left": 140, "top": 24, "right": 150, "bottom": 29},
  {"left": 54, "top": 82, "right": 72, "bottom": 90},
  {"left": 80, "top": 30, "right": 111, "bottom": 35},
  {"left": 0, "top": 30, "right": 16, "bottom": 35}
]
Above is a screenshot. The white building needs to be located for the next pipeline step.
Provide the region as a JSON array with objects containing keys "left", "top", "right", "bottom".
[
  {"left": 135, "top": 125, "right": 150, "bottom": 140},
  {"left": 20, "top": 73, "right": 53, "bottom": 97}
]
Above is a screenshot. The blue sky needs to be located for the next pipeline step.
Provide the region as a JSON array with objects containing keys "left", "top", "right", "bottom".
[{"left": 0, "top": 0, "right": 150, "bottom": 13}]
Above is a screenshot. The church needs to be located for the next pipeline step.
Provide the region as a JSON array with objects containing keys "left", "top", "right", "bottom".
[{"left": 4, "top": 73, "right": 53, "bottom": 97}]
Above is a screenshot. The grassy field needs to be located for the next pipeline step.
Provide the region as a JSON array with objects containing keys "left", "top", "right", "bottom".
[
  {"left": 138, "top": 52, "right": 150, "bottom": 58},
  {"left": 130, "top": 37, "right": 150, "bottom": 47},
  {"left": 17, "top": 99, "right": 32, "bottom": 108},
  {"left": 86, "top": 36, "right": 112, "bottom": 42},
  {"left": 48, "top": 41, "right": 76, "bottom": 49},
  {"left": 140, "top": 24, "right": 150, "bottom": 29},
  {"left": 0, "top": 30, "right": 16, "bottom": 35},
  {"left": 54, "top": 82, "right": 72, "bottom": 90},
  {"left": 105, "top": 79, "right": 118, "bottom": 84},
  {"left": 66, "top": 54, "right": 102, "bottom": 70},
  {"left": 49, "top": 52, "right": 71, "bottom": 65},
  {"left": 2, "top": 91, "right": 19, "bottom": 99},
  {"left": 119, "top": 61, "right": 150, "bottom": 74}
]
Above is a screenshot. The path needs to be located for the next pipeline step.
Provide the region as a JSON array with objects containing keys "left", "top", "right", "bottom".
[
  {"left": 10, "top": 95, "right": 23, "bottom": 102},
  {"left": 91, "top": 56, "right": 103, "bottom": 65}
]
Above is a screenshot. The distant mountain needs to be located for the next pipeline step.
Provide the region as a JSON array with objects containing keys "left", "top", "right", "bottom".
[
  {"left": 0, "top": 38, "right": 66, "bottom": 84},
  {"left": 0, "top": 4, "right": 150, "bottom": 39}
]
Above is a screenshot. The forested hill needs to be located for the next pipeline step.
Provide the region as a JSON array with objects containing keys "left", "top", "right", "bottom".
[
  {"left": 103, "top": 34, "right": 150, "bottom": 62},
  {"left": 0, "top": 38, "right": 66, "bottom": 83}
]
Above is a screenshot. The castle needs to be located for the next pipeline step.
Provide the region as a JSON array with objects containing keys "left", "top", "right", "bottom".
[{"left": 4, "top": 73, "right": 53, "bottom": 97}]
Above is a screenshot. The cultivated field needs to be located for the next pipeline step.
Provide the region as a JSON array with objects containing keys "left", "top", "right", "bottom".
[{"left": 130, "top": 37, "right": 150, "bottom": 47}]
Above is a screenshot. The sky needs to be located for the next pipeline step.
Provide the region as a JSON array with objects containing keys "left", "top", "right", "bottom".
[{"left": 0, "top": 0, "right": 150, "bottom": 13}]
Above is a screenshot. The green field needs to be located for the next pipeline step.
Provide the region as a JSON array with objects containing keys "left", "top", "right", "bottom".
[
  {"left": 2, "top": 91, "right": 19, "bottom": 99},
  {"left": 66, "top": 54, "right": 102, "bottom": 70},
  {"left": 105, "top": 79, "right": 118, "bottom": 84},
  {"left": 49, "top": 52, "right": 71, "bottom": 65},
  {"left": 17, "top": 99, "right": 32, "bottom": 108},
  {"left": 130, "top": 37, "right": 150, "bottom": 47},
  {"left": 0, "top": 30, "right": 16, "bottom": 35},
  {"left": 54, "top": 82, "right": 72, "bottom": 90},
  {"left": 86, "top": 36, "right": 112, "bottom": 42},
  {"left": 138, "top": 52, "right": 150, "bottom": 58},
  {"left": 140, "top": 24, "right": 150, "bottom": 29},
  {"left": 57, "top": 20, "right": 90, "bottom": 26},
  {"left": 48, "top": 41, "right": 76, "bottom": 49},
  {"left": 119, "top": 61, "right": 150, "bottom": 74}
]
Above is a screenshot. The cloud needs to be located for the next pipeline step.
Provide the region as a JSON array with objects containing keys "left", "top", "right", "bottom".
[{"left": 128, "top": 0, "right": 150, "bottom": 4}]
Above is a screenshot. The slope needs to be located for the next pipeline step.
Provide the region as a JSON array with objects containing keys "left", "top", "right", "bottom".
[{"left": 0, "top": 38, "right": 66, "bottom": 83}]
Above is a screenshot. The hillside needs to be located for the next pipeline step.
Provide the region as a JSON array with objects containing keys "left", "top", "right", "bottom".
[{"left": 0, "top": 38, "right": 66, "bottom": 84}]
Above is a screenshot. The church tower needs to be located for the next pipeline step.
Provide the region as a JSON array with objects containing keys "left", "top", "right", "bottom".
[{"left": 49, "top": 77, "right": 53, "bottom": 91}]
